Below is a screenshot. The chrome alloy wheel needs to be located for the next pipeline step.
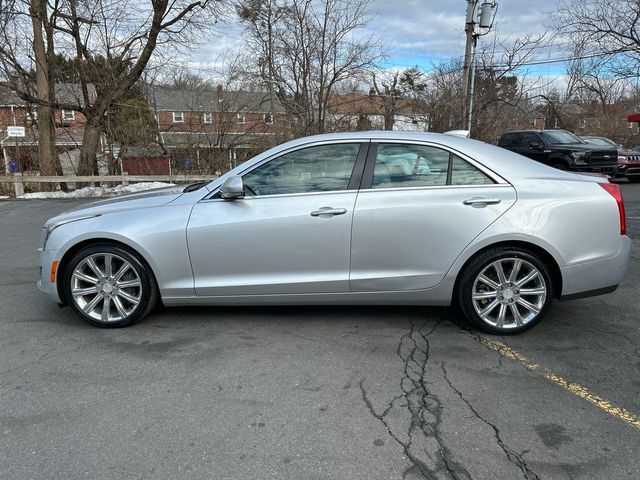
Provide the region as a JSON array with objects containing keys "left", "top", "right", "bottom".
[
  {"left": 471, "top": 258, "right": 547, "bottom": 330},
  {"left": 71, "top": 253, "right": 142, "bottom": 323}
]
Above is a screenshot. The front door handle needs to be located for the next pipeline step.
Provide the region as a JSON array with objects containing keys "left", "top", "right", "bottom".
[
  {"left": 463, "top": 197, "right": 501, "bottom": 206},
  {"left": 310, "top": 207, "right": 347, "bottom": 217}
]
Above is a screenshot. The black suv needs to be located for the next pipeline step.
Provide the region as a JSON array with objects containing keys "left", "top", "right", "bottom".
[{"left": 498, "top": 129, "right": 618, "bottom": 174}]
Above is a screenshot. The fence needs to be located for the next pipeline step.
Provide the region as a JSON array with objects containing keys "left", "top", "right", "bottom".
[{"left": 0, "top": 173, "right": 218, "bottom": 197}]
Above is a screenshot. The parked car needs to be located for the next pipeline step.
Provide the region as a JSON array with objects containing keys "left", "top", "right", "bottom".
[
  {"left": 580, "top": 135, "right": 620, "bottom": 149},
  {"left": 498, "top": 129, "right": 618, "bottom": 174},
  {"left": 580, "top": 135, "right": 640, "bottom": 182},
  {"left": 38, "top": 132, "right": 630, "bottom": 334}
]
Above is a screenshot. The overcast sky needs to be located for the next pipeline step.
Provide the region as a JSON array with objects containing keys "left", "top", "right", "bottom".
[{"left": 190, "top": 0, "right": 567, "bottom": 79}]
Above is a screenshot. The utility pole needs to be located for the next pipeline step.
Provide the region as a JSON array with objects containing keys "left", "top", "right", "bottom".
[
  {"left": 461, "top": 1, "right": 497, "bottom": 134},
  {"left": 461, "top": 0, "right": 477, "bottom": 127}
]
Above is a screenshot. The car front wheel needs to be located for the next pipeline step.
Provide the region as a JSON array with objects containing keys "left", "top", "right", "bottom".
[
  {"left": 63, "top": 244, "right": 158, "bottom": 327},
  {"left": 457, "top": 247, "right": 554, "bottom": 334}
]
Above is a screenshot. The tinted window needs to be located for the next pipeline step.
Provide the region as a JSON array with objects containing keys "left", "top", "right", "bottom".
[
  {"left": 517, "top": 133, "right": 540, "bottom": 147},
  {"left": 242, "top": 143, "right": 360, "bottom": 196},
  {"left": 371, "top": 144, "right": 493, "bottom": 188},
  {"left": 500, "top": 133, "right": 517, "bottom": 147},
  {"left": 450, "top": 156, "right": 494, "bottom": 185},
  {"left": 372, "top": 144, "right": 449, "bottom": 188},
  {"left": 540, "top": 130, "right": 584, "bottom": 144}
]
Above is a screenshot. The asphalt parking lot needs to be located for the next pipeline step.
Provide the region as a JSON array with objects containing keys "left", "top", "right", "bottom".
[{"left": 1, "top": 184, "right": 639, "bottom": 480}]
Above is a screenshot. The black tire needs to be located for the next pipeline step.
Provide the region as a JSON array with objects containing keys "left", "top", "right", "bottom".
[
  {"left": 551, "top": 160, "right": 569, "bottom": 171},
  {"left": 62, "top": 243, "right": 158, "bottom": 328},
  {"left": 457, "top": 246, "right": 554, "bottom": 334}
]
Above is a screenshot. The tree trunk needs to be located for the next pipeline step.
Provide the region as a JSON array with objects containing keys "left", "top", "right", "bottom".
[
  {"left": 30, "top": 0, "right": 57, "bottom": 190},
  {"left": 384, "top": 110, "right": 395, "bottom": 131},
  {"left": 77, "top": 122, "right": 102, "bottom": 177}
]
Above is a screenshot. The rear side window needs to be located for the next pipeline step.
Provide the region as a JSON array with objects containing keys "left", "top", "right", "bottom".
[
  {"left": 517, "top": 133, "right": 540, "bottom": 147},
  {"left": 500, "top": 133, "right": 518, "bottom": 147},
  {"left": 371, "top": 143, "right": 494, "bottom": 189},
  {"left": 450, "top": 156, "right": 494, "bottom": 185},
  {"left": 373, "top": 144, "right": 449, "bottom": 188}
]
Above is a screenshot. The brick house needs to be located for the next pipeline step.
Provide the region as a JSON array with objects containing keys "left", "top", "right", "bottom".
[
  {"left": 327, "top": 89, "right": 429, "bottom": 132},
  {"left": 0, "top": 83, "right": 102, "bottom": 173},
  {"left": 149, "top": 85, "right": 286, "bottom": 171}
]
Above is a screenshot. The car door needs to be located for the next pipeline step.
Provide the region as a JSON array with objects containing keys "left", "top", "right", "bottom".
[
  {"left": 515, "top": 133, "right": 546, "bottom": 162},
  {"left": 349, "top": 141, "right": 516, "bottom": 292},
  {"left": 187, "top": 141, "right": 367, "bottom": 296}
]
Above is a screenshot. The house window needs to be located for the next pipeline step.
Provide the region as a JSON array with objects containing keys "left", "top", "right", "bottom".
[
  {"left": 61, "top": 109, "right": 75, "bottom": 121},
  {"left": 203, "top": 112, "right": 213, "bottom": 124},
  {"left": 28, "top": 109, "right": 37, "bottom": 120},
  {"left": 237, "top": 112, "right": 246, "bottom": 124},
  {"left": 173, "top": 112, "right": 184, "bottom": 123},
  {"left": 263, "top": 113, "right": 273, "bottom": 125}
]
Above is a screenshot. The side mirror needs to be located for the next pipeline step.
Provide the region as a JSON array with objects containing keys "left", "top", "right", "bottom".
[
  {"left": 220, "top": 175, "right": 244, "bottom": 199},
  {"left": 529, "top": 141, "right": 542, "bottom": 150}
]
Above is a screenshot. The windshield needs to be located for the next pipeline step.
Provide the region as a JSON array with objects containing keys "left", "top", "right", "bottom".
[
  {"left": 540, "top": 131, "right": 585, "bottom": 145},
  {"left": 582, "top": 137, "right": 617, "bottom": 147}
]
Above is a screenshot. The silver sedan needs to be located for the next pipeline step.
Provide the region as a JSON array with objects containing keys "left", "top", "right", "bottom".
[{"left": 38, "top": 132, "right": 631, "bottom": 333}]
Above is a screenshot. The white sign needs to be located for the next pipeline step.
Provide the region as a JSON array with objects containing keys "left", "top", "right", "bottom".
[{"left": 7, "top": 126, "right": 25, "bottom": 137}]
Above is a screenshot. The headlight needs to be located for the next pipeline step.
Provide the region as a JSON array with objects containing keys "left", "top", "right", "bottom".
[
  {"left": 571, "top": 152, "right": 588, "bottom": 164},
  {"left": 42, "top": 215, "right": 100, "bottom": 250}
]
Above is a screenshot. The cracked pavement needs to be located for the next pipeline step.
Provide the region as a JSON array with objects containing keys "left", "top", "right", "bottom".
[{"left": 1, "top": 185, "right": 640, "bottom": 479}]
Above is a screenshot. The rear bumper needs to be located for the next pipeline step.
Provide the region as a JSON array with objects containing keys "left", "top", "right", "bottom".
[
  {"left": 560, "top": 236, "right": 631, "bottom": 299},
  {"left": 37, "top": 247, "right": 62, "bottom": 304}
]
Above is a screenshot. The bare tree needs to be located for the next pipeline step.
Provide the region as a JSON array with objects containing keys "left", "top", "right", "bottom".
[
  {"left": 372, "top": 70, "right": 399, "bottom": 131},
  {"left": 238, "top": 0, "right": 383, "bottom": 136},
  {"left": 555, "top": 0, "right": 640, "bottom": 79},
  {"left": 0, "top": 0, "right": 226, "bottom": 176}
]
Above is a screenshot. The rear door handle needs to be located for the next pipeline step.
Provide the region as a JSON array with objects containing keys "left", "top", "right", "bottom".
[
  {"left": 463, "top": 197, "right": 501, "bottom": 206},
  {"left": 310, "top": 207, "right": 348, "bottom": 217}
]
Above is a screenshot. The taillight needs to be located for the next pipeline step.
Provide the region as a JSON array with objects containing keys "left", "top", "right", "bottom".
[{"left": 599, "top": 183, "right": 626, "bottom": 235}]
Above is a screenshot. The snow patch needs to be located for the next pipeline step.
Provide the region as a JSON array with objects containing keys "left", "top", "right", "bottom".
[{"left": 19, "top": 182, "right": 176, "bottom": 199}]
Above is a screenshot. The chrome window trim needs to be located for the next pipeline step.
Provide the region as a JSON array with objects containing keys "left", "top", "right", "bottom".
[
  {"left": 202, "top": 189, "right": 359, "bottom": 203},
  {"left": 355, "top": 183, "right": 513, "bottom": 194}
]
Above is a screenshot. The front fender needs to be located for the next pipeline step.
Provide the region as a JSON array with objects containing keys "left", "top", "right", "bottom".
[{"left": 45, "top": 203, "right": 196, "bottom": 298}]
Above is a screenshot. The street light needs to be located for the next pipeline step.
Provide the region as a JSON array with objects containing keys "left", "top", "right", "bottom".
[{"left": 462, "top": 1, "right": 498, "bottom": 135}]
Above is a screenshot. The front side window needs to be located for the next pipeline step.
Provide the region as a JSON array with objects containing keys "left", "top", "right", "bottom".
[
  {"left": 371, "top": 143, "right": 493, "bottom": 189},
  {"left": 242, "top": 143, "right": 360, "bottom": 196},
  {"left": 540, "top": 130, "right": 583, "bottom": 145}
]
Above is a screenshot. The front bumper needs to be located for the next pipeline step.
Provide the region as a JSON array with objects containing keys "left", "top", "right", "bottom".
[
  {"left": 560, "top": 236, "right": 631, "bottom": 299},
  {"left": 37, "top": 247, "right": 62, "bottom": 304},
  {"left": 572, "top": 164, "right": 617, "bottom": 175},
  {"left": 617, "top": 163, "right": 640, "bottom": 177}
]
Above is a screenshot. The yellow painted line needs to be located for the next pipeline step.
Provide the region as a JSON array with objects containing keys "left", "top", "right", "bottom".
[{"left": 478, "top": 337, "right": 640, "bottom": 430}]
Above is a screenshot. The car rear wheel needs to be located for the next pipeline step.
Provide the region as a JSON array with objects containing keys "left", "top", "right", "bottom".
[
  {"left": 63, "top": 244, "right": 158, "bottom": 328},
  {"left": 457, "top": 247, "right": 554, "bottom": 334}
]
